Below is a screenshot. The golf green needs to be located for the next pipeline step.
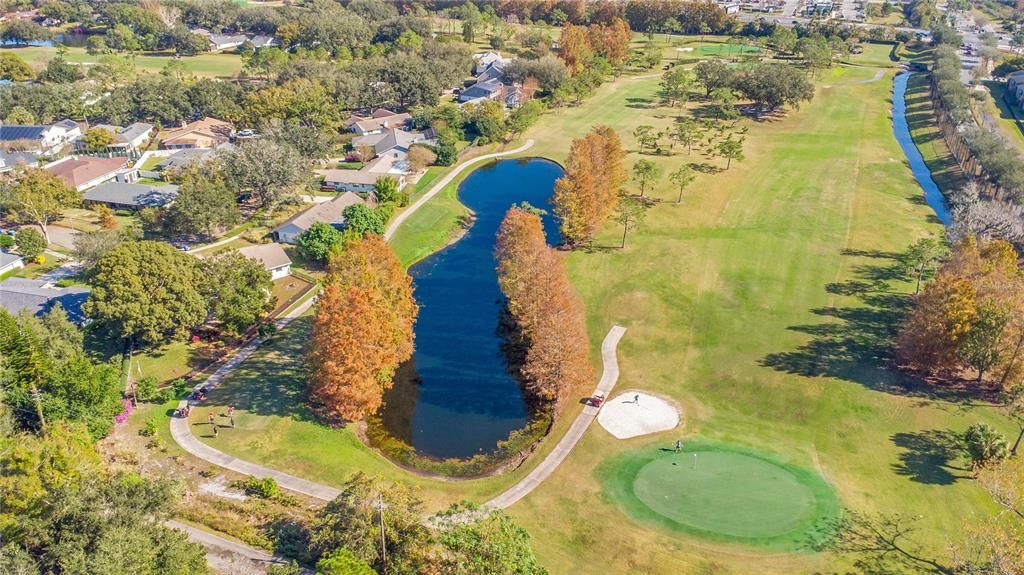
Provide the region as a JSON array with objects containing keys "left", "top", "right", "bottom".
[{"left": 600, "top": 441, "right": 840, "bottom": 549}]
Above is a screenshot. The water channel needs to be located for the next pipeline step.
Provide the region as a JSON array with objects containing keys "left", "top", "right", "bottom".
[
  {"left": 891, "top": 71, "right": 953, "bottom": 225},
  {"left": 380, "top": 158, "right": 564, "bottom": 460}
]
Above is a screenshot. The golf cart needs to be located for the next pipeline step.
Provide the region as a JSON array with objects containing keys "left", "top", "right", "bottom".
[{"left": 590, "top": 393, "right": 606, "bottom": 408}]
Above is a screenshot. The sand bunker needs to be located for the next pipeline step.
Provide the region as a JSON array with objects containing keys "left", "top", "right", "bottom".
[{"left": 597, "top": 392, "right": 680, "bottom": 439}]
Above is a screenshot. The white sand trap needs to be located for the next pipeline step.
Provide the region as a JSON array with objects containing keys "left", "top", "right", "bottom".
[{"left": 597, "top": 392, "right": 680, "bottom": 439}]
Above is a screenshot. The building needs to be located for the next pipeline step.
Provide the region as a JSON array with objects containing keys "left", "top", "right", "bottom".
[
  {"left": 353, "top": 128, "right": 433, "bottom": 158},
  {"left": 75, "top": 122, "right": 153, "bottom": 158},
  {"left": 154, "top": 146, "right": 226, "bottom": 172},
  {"left": 160, "top": 118, "right": 233, "bottom": 150},
  {"left": 320, "top": 170, "right": 404, "bottom": 194},
  {"left": 271, "top": 192, "right": 367, "bottom": 244},
  {"left": 238, "top": 243, "right": 292, "bottom": 280},
  {"left": 46, "top": 156, "right": 130, "bottom": 192},
  {"left": 250, "top": 35, "right": 279, "bottom": 49},
  {"left": 83, "top": 181, "right": 179, "bottom": 211},
  {"left": 207, "top": 33, "right": 248, "bottom": 52},
  {"left": 343, "top": 109, "right": 412, "bottom": 136},
  {"left": 0, "top": 251, "right": 23, "bottom": 276},
  {"left": 473, "top": 51, "right": 506, "bottom": 75},
  {"left": 459, "top": 78, "right": 505, "bottom": 103},
  {"left": 0, "top": 277, "right": 90, "bottom": 324},
  {"left": 0, "top": 119, "right": 81, "bottom": 154},
  {"left": 0, "top": 150, "right": 39, "bottom": 173},
  {"left": 1006, "top": 71, "right": 1024, "bottom": 112}
]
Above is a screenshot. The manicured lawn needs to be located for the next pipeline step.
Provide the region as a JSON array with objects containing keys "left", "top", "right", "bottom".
[
  {"left": 906, "top": 73, "right": 967, "bottom": 195},
  {"left": 981, "top": 80, "right": 1024, "bottom": 155},
  {"left": 172, "top": 51, "right": 1011, "bottom": 574},
  {"left": 506, "top": 59, "right": 1006, "bottom": 573},
  {"left": 5, "top": 46, "right": 243, "bottom": 77}
]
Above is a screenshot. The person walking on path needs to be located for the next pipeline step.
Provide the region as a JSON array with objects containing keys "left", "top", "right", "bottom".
[{"left": 208, "top": 413, "right": 215, "bottom": 426}]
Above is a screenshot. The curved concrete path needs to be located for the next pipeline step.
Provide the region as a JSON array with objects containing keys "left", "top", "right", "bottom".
[
  {"left": 171, "top": 324, "right": 626, "bottom": 509},
  {"left": 168, "top": 520, "right": 311, "bottom": 575},
  {"left": 384, "top": 139, "right": 535, "bottom": 240},
  {"left": 486, "top": 325, "right": 627, "bottom": 509}
]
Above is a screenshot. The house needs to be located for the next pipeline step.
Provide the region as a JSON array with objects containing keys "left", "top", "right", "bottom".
[
  {"left": 320, "top": 170, "right": 404, "bottom": 194},
  {"left": 0, "top": 277, "right": 90, "bottom": 324},
  {"left": 154, "top": 145, "right": 227, "bottom": 172},
  {"left": 83, "top": 182, "right": 179, "bottom": 211},
  {"left": 76, "top": 122, "right": 153, "bottom": 158},
  {"left": 160, "top": 118, "right": 233, "bottom": 150},
  {"left": 1006, "top": 71, "right": 1024, "bottom": 111},
  {"left": 343, "top": 109, "right": 412, "bottom": 135},
  {"left": 207, "top": 33, "right": 248, "bottom": 52},
  {"left": 238, "top": 243, "right": 292, "bottom": 280},
  {"left": 250, "top": 35, "right": 279, "bottom": 49},
  {"left": 353, "top": 128, "right": 433, "bottom": 158},
  {"left": 0, "top": 251, "right": 23, "bottom": 276},
  {"left": 271, "top": 192, "right": 367, "bottom": 244},
  {"left": 459, "top": 78, "right": 504, "bottom": 103},
  {"left": 46, "top": 156, "right": 130, "bottom": 192},
  {"left": 473, "top": 51, "right": 506, "bottom": 75},
  {"left": 0, "top": 150, "right": 39, "bottom": 173},
  {"left": 0, "top": 119, "right": 81, "bottom": 154}
]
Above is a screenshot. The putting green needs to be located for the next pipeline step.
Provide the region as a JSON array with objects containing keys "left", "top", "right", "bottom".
[{"left": 600, "top": 441, "right": 840, "bottom": 549}]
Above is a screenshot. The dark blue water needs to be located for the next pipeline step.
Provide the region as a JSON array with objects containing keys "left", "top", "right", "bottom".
[
  {"left": 381, "top": 158, "right": 564, "bottom": 459},
  {"left": 892, "top": 72, "right": 952, "bottom": 225}
]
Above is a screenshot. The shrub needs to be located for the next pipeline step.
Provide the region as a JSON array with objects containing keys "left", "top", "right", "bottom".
[
  {"left": 239, "top": 476, "right": 280, "bottom": 499},
  {"left": 0, "top": 235, "right": 13, "bottom": 249},
  {"left": 14, "top": 227, "right": 45, "bottom": 259},
  {"left": 140, "top": 418, "right": 158, "bottom": 437},
  {"left": 135, "top": 376, "right": 158, "bottom": 402},
  {"left": 172, "top": 377, "right": 191, "bottom": 397}
]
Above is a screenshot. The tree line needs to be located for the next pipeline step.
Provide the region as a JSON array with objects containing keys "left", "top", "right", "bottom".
[
  {"left": 553, "top": 125, "right": 627, "bottom": 246},
  {"left": 495, "top": 207, "right": 594, "bottom": 409}
]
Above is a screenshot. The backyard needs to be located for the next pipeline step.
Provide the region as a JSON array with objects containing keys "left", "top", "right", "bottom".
[{"left": 161, "top": 49, "right": 1009, "bottom": 574}]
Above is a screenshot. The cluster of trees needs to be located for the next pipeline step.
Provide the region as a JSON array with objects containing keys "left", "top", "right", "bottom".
[
  {"left": 0, "top": 425, "right": 208, "bottom": 574},
  {"left": 690, "top": 59, "right": 814, "bottom": 113},
  {"left": 308, "top": 235, "right": 417, "bottom": 423},
  {"left": 84, "top": 241, "right": 273, "bottom": 346},
  {"left": 0, "top": 305, "right": 122, "bottom": 439},
  {"left": 557, "top": 18, "right": 632, "bottom": 73},
  {"left": 0, "top": 167, "right": 79, "bottom": 245},
  {"left": 495, "top": 208, "right": 594, "bottom": 408},
  {"left": 623, "top": 0, "right": 735, "bottom": 36},
  {"left": 897, "top": 237, "right": 1024, "bottom": 388},
  {"left": 931, "top": 46, "right": 1024, "bottom": 205},
  {"left": 280, "top": 472, "right": 546, "bottom": 575},
  {"left": 552, "top": 125, "right": 627, "bottom": 246}
]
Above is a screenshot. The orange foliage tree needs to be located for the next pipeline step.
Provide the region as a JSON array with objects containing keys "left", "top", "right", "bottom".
[
  {"left": 307, "top": 235, "right": 417, "bottom": 422},
  {"left": 558, "top": 24, "right": 593, "bottom": 75},
  {"left": 588, "top": 18, "right": 632, "bottom": 66},
  {"left": 897, "top": 237, "right": 1024, "bottom": 387},
  {"left": 495, "top": 208, "right": 594, "bottom": 408},
  {"left": 553, "top": 125, "right": 626, "bottom": 247}
]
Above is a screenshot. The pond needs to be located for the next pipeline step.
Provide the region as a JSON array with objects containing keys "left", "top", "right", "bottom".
[
  {"left": 379, "top": 158, "right": 564, "bottom": 460},
  {"left": 891, "top": 71, "right": 952, "bottom": 225}
]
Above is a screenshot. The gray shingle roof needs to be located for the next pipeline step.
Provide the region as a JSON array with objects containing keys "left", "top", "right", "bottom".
[
  {"left": 0, "top": 278, "right": 90, "bottom": 324},
  {"left": 84, "top": 182, "right": 179, "bottom": 208},
  {"left": 272, "top": 192, "right": 366, "bottom": 236}
]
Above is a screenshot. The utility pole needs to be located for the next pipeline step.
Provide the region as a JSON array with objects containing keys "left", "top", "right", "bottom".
[{"left": 378, "top": 493, "right": 387, "bottom": 574}]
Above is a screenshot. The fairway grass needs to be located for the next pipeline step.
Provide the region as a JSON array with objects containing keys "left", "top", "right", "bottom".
[
  {"left": 173, "top": 51, "right": 1011, "bottom": 575},
  {"left": 600, "top": 441, "right": 839, "bottom": 549},
  {"left": 3, "top": 45, "right": 243, "bottom": 77}
]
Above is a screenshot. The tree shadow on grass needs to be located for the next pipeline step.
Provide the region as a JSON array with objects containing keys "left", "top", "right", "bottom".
[
  {"left": 890, "top": 429, "right": 971, "bottom": 485},
  {"left": 760, "top": 250, "right": 982, "bottom": 404},
  {"left": 203, "top": 316, "right": 315, "bottom": 422}
]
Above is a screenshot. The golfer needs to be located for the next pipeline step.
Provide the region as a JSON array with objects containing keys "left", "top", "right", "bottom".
[
  {"left": 675, "top": 439, "right": 682, "bottom": 453},
  {"left": 634, "top": 393, "right": 640, "bottom": 404}
]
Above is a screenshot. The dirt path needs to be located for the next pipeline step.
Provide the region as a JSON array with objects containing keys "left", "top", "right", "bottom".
[{"left": 167, "top": 520, "right": 311, "bottom": 575}]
